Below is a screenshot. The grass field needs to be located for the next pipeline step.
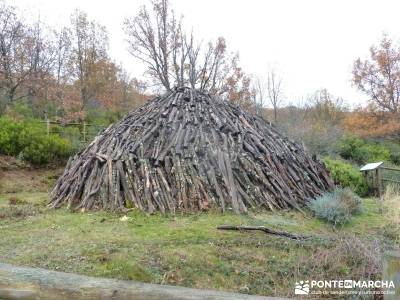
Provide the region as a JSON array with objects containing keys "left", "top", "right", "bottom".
[{"left": 0, "top": 162, "right": 398, "bottom": 298}]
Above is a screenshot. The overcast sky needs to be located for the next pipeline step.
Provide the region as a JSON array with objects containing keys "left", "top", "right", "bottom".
[{"left": 11, "top": 0, "right": 400, "bottom": 106}]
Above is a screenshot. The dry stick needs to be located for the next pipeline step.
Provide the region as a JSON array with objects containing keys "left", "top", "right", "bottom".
[{"left": 217, "top": 225, "right": 309, "bottom": 240}]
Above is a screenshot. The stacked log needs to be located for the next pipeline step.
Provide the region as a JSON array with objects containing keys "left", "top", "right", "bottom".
[{"left": 50, "top": 87, "right": 334, "bottom": 213}]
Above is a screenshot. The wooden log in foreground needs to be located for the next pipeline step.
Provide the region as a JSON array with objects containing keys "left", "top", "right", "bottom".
[
  {"left": 217, "top": 225, "right": 309, "bottom": 240},
  {"left": 0, "top": 263, "right": 290, "bottom": 300}
]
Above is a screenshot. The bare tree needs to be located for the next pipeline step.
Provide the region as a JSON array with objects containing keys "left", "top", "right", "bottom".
[
  {"left": 0, "top": 3, "right": 147, "bottom": 119},
  {"left": 52, "top": 26, "right": 72, "bottom": 110},
  {"left": 267, "top": 69, "right": 283, "bottom": 123},
  {"left": 123, "top": 0, "right": 178, "bottom": 90},
  {"left": 70, "top": 9, "right": 108, "bottom": 109},
  {"left": 0, "top": 2, "right": 57, "bottom": 112},
  {"left": 304, "top": 88, "right": 346, "bottom": 126},
  {"left": 123, "top": 0, "right": 240, "bottom": 95},
  {"left": 0, "top": 2, "right": 32, "bottom": 104},
  {"left": 198, "top": 37, "right": 237, "bottom": 94},
  {"left": 25, "top": 18, "right": 58, "bottom": 107},
  {"left": 276, "top": 90, "right": 346, "bottom": 154},
  {"left": 251, "top": 76, "right": 266, "bottom": 116}
]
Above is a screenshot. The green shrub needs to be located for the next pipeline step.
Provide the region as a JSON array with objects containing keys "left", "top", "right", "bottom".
[
  {"left": 21, "top": 134, "right": 72, "bottom": 165},
  {"left": 359, "top": 143, "right": 390, "bottom": 162},
  {"left": 86, "top": 108, "right": 120, "bottom": 126},
  {"left": 0, "top": 117, "right": 73, "bottom": 166},
  {"left": 0, "top": 117, "right": 25, "bottom": 155},
  {"left": 308, "top": 188, "right": 362, "bottom": 226},
  {"left": 384, "top": 142, "right": 400, "bottom": 165},
  {"left": 5, "top": 100, "right": 34, "bottom": 119},
  {"left": 323, "top": 157, "right": 368, "bottom": 196},
  {"left": 338, "top": 135, "right": 390, "bottom": 164},
  {"left": 59, "top": 126, "right": 82, "bottom": 153}
]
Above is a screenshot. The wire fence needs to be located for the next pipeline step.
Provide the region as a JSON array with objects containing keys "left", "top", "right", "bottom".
[
  {"left": 363, "top": 165, "right": 400, "bottom": 198},
  {"left": 42, "top": 119, "right": 106, "bottom": 149},
  {"left": 381, "top": 166, "right": 400, "bottom": 187}
]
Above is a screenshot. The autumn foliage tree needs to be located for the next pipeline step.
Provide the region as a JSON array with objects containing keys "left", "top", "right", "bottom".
[
  {"left": 353, "top": 35, "right": 400, "bottom": 113},
  {"left": 223, "top": 66, "right": 253, "bottom": 110},
  {"left": 349, "top": 35, "right": 400, "bottom": 137},
  {"left": 0, "top": 2, "right": 47, "bottom": 107},
  {"left": 0, "top": 2, "right": 146, "bottom": 121},
  {"left": 343, "top": 105, "right": 400, "bottom": 138},
  {"left": 70, "top": 10, "right": 108, "bottom": 111},
  {"left": 305, "top": 89, "right": 346, "bottom": 128}
]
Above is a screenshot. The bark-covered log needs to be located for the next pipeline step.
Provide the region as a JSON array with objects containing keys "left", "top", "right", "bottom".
[
  {"left": 217, "top": 225, "right": 309, "bottom": 240},
  {"left": 50, "top": 87, "right": 334, "bottom": 214},
  {"left": 0, "top": 263, "right": 285, "bottom": 300}
]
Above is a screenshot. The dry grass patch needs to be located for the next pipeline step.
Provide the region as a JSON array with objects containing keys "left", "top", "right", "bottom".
[
  {"left": 0, "top": 204, "right": 40, "bottom": 219},
  {"left": 381, "top": 185, "right": 400, "bottom": 243}
]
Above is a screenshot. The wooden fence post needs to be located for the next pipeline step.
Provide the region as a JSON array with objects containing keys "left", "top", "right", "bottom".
[
  {"left": 46, "top": 119, "right": 50, "bottom": 136},
  {"left": 83, "top": 122, "right": 86, "bottom": 142},
  {"left": 377, "top": 167, "right": 383, "bottom": 200}
]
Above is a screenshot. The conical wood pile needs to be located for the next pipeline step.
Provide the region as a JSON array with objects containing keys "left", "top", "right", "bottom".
[{"left": 50, "top": 87, "right": 334, "bottom": 213}]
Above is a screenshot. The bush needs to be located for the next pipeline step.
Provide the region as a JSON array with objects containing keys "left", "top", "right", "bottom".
[
  {"left": 59, "top": 126, "right": 82, "bottom": 153},
  {"left": 302, "top": 233, "right": 382, "bottom": 284},
  {"left": 86, "top": 108, "right": 120, "bottom": 126},
  {"left": 0, "top": 117, "right": 25, "bottom": 155},
  {"left": 338, "top": 135, "right": 390, "bottom": 164},
  {"left": 323, "top": 157, "right": 368, "bottom": 196},
  {"left": 0, "top": 117, "right": 73, "bottom": 166},
  {"left": 381, "top": 185, "right": 400, "bottom": 242},
  {"left": 21, "top": 134, "right": 72, "bottom": 165},
  {"left": 384, "top": 142, "right": 400, "bottom": 165},
  {"left": 308, "top": 188, "right": 362, "bottom": 225},
  {"left": 7, "top": 100, "right": 35, "bottom": 119}
]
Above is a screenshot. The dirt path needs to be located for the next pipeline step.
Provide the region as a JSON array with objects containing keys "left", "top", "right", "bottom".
[{"left": 0, "top": 155, "right": 63, "bottom": 204}]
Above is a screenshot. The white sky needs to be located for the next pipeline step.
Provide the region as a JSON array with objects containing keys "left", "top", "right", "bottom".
[{"left": 10, "top": 0, "right": 400, "bottom": 106}]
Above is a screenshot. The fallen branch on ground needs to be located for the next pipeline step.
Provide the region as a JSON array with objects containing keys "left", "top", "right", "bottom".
[{"left": 217, "top": 225, "right": 309, "bottom": 240}]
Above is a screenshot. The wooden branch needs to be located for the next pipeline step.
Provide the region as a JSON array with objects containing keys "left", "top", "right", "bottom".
[{"left": 217, "top": 225, "right": 309, "bottom": 240}]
